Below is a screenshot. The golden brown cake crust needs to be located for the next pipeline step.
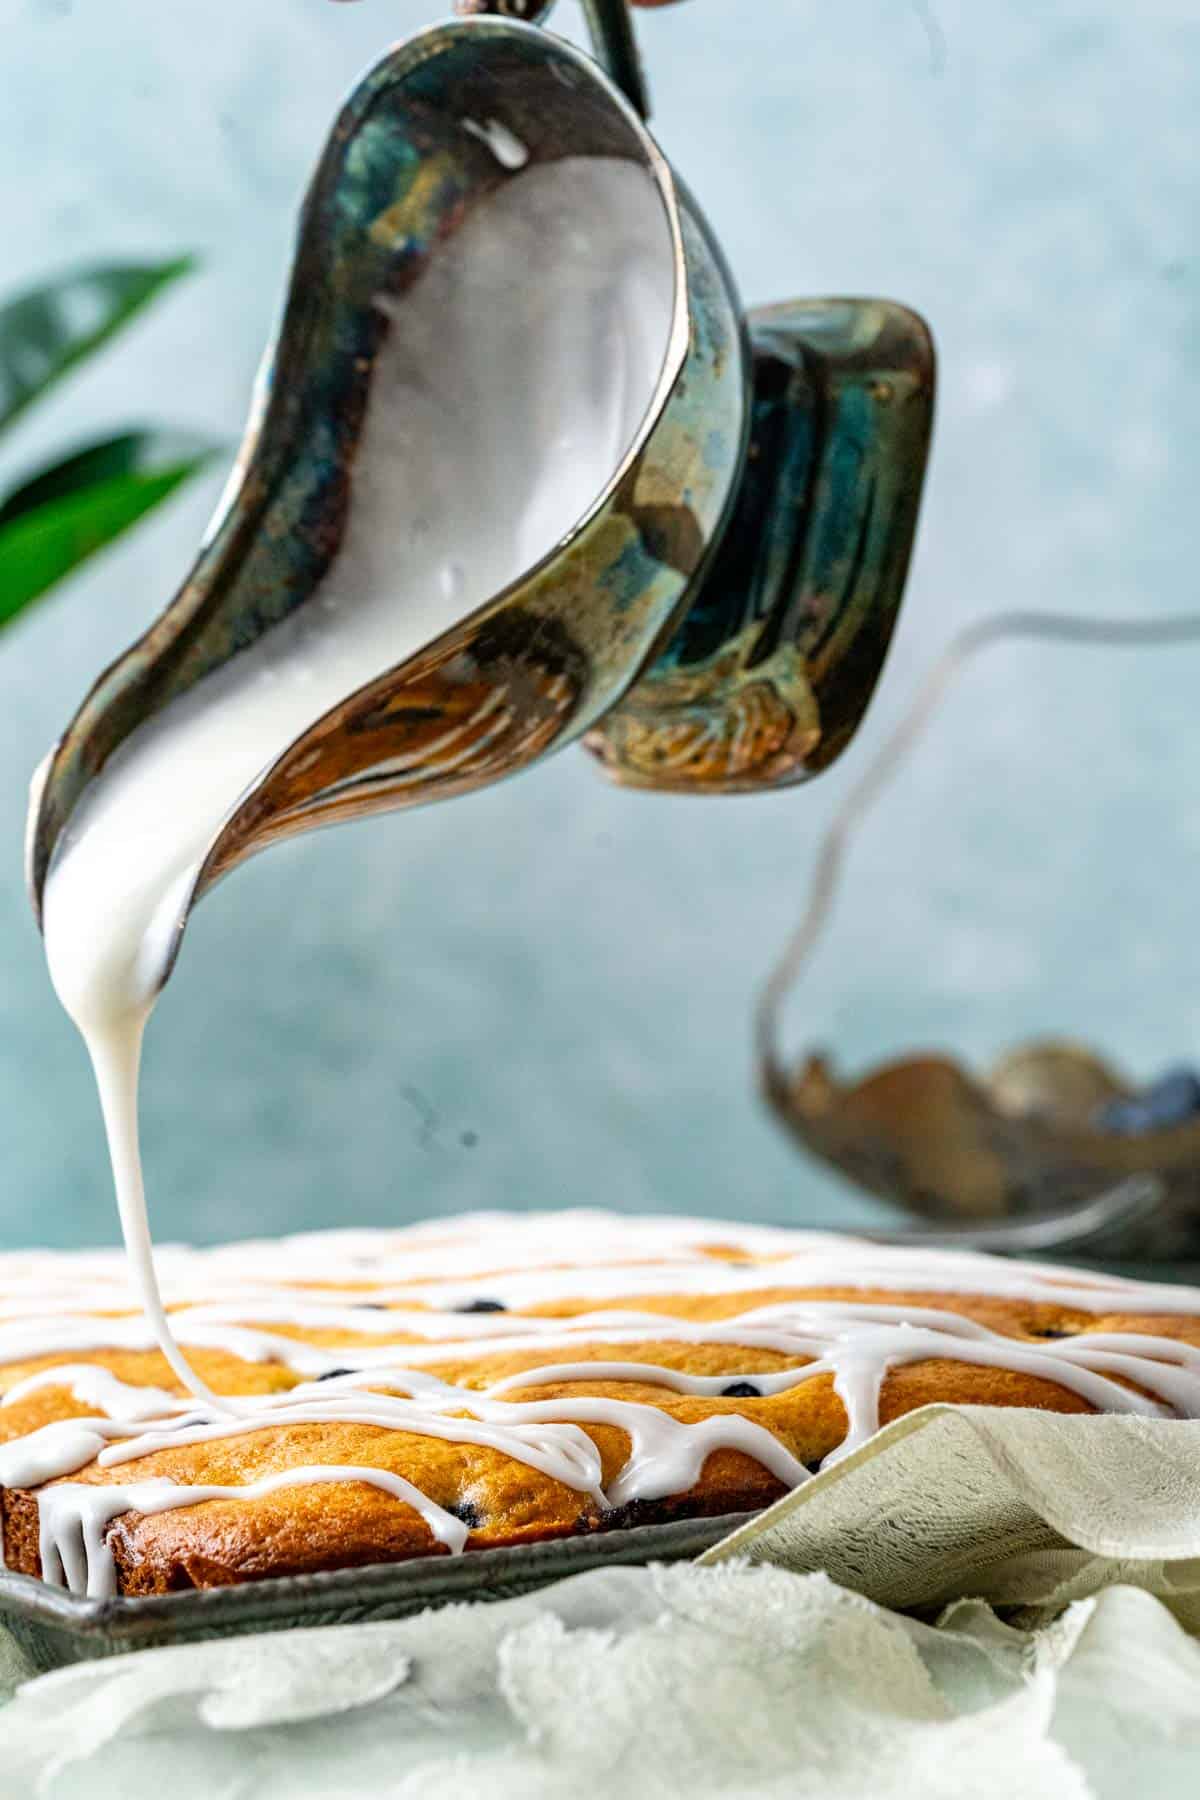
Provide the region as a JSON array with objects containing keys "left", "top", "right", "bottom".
[{"left": 2, "top": 1217, "right": 1198, "bottom": 1596}]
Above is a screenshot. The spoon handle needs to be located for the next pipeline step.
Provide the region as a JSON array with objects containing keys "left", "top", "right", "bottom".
[
  {"left": 581, "top": 0, "right": 651, "bottom": 118},
  {"left": 849, "top": 1178, "right": 1165, "bottom": 1260}
]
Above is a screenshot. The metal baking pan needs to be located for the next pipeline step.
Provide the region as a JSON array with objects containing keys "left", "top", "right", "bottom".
[{"left": 0, "top": 1511, "right": 754, "bottom": 1673}]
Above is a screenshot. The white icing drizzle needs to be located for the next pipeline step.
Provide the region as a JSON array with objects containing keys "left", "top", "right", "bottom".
[
  {"left": 1, "top": 1364, "right": 178, "bottom": 1420},
  {"left": 0, "top": 1420, "right": 120, "bottom": 1492},
  {"left": 3, "top": 1214, "right": 1200, "bottom": 1598},
  {"left": 38, "top": 1467, "right": 469, "bottom": 1599}
]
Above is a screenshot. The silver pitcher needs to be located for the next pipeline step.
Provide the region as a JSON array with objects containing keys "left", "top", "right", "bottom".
[{"left": 27, "top": 6, "right": 934, "bottom": 991}]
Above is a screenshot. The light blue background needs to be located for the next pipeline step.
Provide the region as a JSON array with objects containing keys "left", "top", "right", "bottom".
[{"left": 0, "top": 0, "right": 1197, "bottom": 1250}]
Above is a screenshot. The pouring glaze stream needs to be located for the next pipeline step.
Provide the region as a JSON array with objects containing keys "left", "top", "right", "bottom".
[
  {"left": 31, "top": 20, "right": 749, "bottom": 1408},
  {"left": 25, "top": 17, "right": 933, "bottom": 1410}
]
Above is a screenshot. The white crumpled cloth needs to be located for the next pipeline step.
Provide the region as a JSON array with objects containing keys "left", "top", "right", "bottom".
[
  {"left": 704, "top": 1406, "right": 1200, "bottom": 1628},
  {"left": 4, "top": 1565, "right": 1200, "bottom": 1799},
  {"left": 5, "top": 1406, "right": 1200, "bottom": 1798}
]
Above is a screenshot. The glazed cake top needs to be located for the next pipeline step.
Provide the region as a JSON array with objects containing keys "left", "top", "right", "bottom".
[{"left": 2, "top": 1210, "right": 1200, "bottom": 1598}]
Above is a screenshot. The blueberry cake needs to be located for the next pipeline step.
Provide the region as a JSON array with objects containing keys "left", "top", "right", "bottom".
[{"left": 1, "top": 1211, "right": 1198, "bottom": 1598}]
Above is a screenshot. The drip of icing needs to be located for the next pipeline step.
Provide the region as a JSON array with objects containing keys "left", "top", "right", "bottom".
[
  {"left": 87, "top": 1026, "right": 229, "bottom": 1412},
  {"left": 38, "top": 1467, "right": 469, "bottom": 1599},
  {"left": 36, "top": 160, "right": 676, "bottom": 1413}
]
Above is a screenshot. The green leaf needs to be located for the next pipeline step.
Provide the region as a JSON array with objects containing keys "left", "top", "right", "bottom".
[
  {"left": 0, "top": 429, "right": 216, "bottom": 528},
  {"left": 0, "top": 257, "right": 196, "bottom": 439},
  {"left": 0, "top": 435, "right": 219, "bottom": 629}
]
